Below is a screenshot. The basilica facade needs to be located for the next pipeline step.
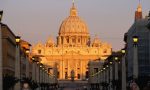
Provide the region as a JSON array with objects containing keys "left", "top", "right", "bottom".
[{"left": 31, "top": 3, "right": 112, "bottom": 80}]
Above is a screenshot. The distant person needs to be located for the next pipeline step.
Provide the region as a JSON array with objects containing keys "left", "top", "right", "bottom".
[{"left": 130, "top": 81, "right": 139, "bottom": 90}]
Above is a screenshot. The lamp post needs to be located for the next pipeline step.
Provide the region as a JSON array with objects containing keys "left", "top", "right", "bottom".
[
  {"left": 14, "top": 36, "right": 21, "bottom": 90},
  {"left": 114, "top": 56, "right": 119, "bottom": 90},
  {"left": 132, "top": 36, "right": 139, "bottom": 79},
  {"left": 121, "top": 49, "right": 126, "bottom": 90},
  {"left": 106, "top": 64, "right": 109, "bottom": 90},
  {"left": 109, "top": 61, "right": 113, "bottom": 90},
  {"left": 0, "top": 10, "right": 3, "bottom": 90},
  {"left": 25, "top": 49, "right": 30, "bottom": 78}
]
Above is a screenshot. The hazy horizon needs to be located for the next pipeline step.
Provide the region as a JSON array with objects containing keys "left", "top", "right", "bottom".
[{"left": 0, "top": 0, "right": 150, "bottom": 51}]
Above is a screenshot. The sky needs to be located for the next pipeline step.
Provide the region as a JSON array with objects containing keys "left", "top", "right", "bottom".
[{"left": 0, "top": 0, "right": 150, "bottom": 51}]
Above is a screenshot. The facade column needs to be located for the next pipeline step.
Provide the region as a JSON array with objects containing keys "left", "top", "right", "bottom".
[
  {"left": 54, "top": 63, "right": 58, "bottom": 82},
  {"left": 60, "top": 59, "right": 63, "bottom": 79},
  {"left": 40, "top": 69, "right": 42, "bottom": 83},
  {"left": 100, "top": 72, "right": 103, "bottom": 90},
  {"left": 14, "top": 43, "right": 21, "bottom": 90},
  {"left": 81, "top": 36, "right": 83, "bottom": 45},
  {"left": 26, "top": 56, "right": 29, "bottom": 78},
  {"left": 63, "top": 37, "right": 66, "bottom": 45},
  {"left": 76, "top": 36, "right": 78, "bottom": 46},
  {"left": 36, "top": 64, "right": 40, "bottom": 90},
  {"left": 0, "top": 23, "right": 3, "bottom": 90},
  {"left": 106, "top": 68, "right": 109, "bottom": 84},
  {"left": 133, "top": 45, "right": 138, "bottom": 78},
  {"left": 42, "top": 70, "right": 44, "bottom": 83},
  {"left": 122, "top": 55, "right": 126, "bottom": 90},
  {"left": 46, "top": 73, "right": 48, "bottom": 83},
  {"left": 109, "top": 66, "right": 113, "bottom": 90},
  {"left": 43, "top": 72, "right": 45, "bottom": 83},
  {"left": 81, "top": 61, "right": 83, "bottom": 79},
  {"left": 58, "top": 36, "right": 61, "bottom": 46},
  {"left": 115, "top": 62, "right": 118, "bottom": 90},
  {"left": 32, "top": 63, "right": 36, "bottom": 81}
]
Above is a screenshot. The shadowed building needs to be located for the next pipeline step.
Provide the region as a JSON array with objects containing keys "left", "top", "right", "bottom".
[
  {"left": 124, "top": 3, "right": 150, "bottom": 82},
  {"left": 1, "top": 23, "right": 16, "bottom": 76},
  {"left": 31, "top": 2, "right": 112, "bottom": 80}
]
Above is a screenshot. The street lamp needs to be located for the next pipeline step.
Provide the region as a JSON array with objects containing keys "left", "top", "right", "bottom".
[
  {"left": 114, "top": 55, "right": 119, "bottom": 90},
  {"left": 114, "top": 56, "right": 119, "bottom": 62},
  {"left": 108, "top": 59, "right": 113, "bottom": 90},
  {"left": 132, "top": 36, "right": 138, "bottom": 45},
  {"left": 106, "top": 65, "right": 109, "bottom": 68},
  {"left": 15, "top": 36, "right": 21, "bottom": 90},
  {"left": 109, "top": 61, "right": 113, "bottom": 65},
  {"left": 121, "top": 49, "right": 126, "bottom": 55},
  {"left": 103, "top": 67, "right": 106, "bottom": 70},
  {"left": 25, "top": 49, "right": 30, "bottom": 54},
  {"left": 121, "top": 48, "right": 127, "bottom": 90},
  {"left": 132, "top": 36, "right": 139, "bottom": 79},
  {"left": 15, "top": 36, "right": 21, "bottom": 46}
]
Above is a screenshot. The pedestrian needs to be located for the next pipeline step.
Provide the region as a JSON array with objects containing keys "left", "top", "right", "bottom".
[{"left": 130, "top": 80, "right": 139, "bottom": 90}]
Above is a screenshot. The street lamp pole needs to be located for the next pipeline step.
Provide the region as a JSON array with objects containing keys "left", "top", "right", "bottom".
[
  {"left": 109, "top": 61, "right": 113, "bottom": 90},
  {"left": 14, "top": 36, "right": 21, "bottom": 90},
  {"left": 132, "top": 36, "right": 139, "bottom": 79},
  {"left": 114, "top": 56, "right": 119, "bottom": 90},
  {"left": 121, "top": 49, "right": 126, "bottom": 90},
  {"left": 25, "top": 49, "right": 30, "bottom": 78}
]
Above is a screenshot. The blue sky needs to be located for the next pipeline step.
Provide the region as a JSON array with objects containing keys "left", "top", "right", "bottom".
[{"left": 0, "top": 0, "right": 150, "bottom": 50}]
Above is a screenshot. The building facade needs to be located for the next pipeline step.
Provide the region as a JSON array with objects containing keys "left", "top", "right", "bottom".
[
  {"left": 124, "top": 4, "right": 150, "bottom": 78},
  {"left": 1, "top": 23, "right": 16, "bottom": 76},
  {"left": 32, "top": 3, "right": 112, "bottom": 80}
]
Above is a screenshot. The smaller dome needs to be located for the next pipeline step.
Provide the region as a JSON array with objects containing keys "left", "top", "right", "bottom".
[
  {"left": 92, "top": 36, "right": 101, "bottom": 47},
  {"left": 46, "top": 37, "right": 55, "bottom": 47}
]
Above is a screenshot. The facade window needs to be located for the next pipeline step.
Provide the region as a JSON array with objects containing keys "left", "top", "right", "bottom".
[
  {"left": 38, "top": 50, "right": 41, "bottom": 54},
  {"left": 65, "top": 72, "right": 68, "bottom": 79},
  {"left": 78, "top": 38, "right": 80, "bottom": 43},
  {"left": 77, "top": 74, "right": 80, "bottom": 79},
  {"left": 57, "top": 72, "right": 60, "bottom": 78},
  {"left": 86, "top": 71, "right": 89, "bottom": 79},
  {"left": 103, "top": 49, "right": 107, "bottom": 53},
  {"left": 48, "top": 68, "right": 52, "bottom": 74},
  {"left": 67, "top": 38, "right": 69, "bottom": 43},
  {"left": 72, "top": 38, "right": 76, "bottom": 43}
]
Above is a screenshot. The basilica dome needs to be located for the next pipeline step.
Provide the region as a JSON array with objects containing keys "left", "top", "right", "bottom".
[{"left": 59, "top": 4, "right": 89, "bottom": 36}]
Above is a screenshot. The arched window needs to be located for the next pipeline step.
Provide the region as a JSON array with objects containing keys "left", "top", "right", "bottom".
[
  {"left": 65, "top": 72, "right": 68, "bottom": 79},
  {"left": 72, "top": 38, "right": 76, "bottom": 43},
  {"left": 103, "top": 49, "right": 107, "bottom": 53},
  {"left": 77, "top": 74, "right": 80, "bottom": 79},
  {"left": 38, "top": 50, "right": 41, "bottom": 54}
]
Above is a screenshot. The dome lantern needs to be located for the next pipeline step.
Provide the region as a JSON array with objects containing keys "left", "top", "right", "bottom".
[{"left": 70, "top": 1, "right": 77, "bottom": 16}]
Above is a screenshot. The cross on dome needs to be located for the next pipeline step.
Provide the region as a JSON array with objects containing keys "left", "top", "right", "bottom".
[{"left": 70, "top": 0, "right": 77, "bottom": 16}]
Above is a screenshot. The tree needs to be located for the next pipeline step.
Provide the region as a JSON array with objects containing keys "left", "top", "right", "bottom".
[
  {"left": 22, "top": 77, "right": 38, "bottom": 90},
  {"left": 3, "top": 75, "right": 19, "bottom": 90}
]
